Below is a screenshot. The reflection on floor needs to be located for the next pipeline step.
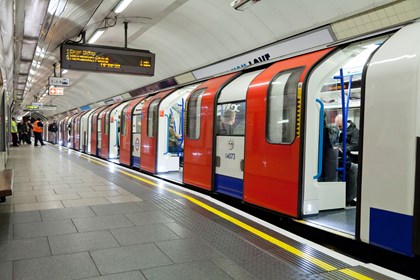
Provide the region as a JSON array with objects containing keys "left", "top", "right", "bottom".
[
  {"left": 305, "top": 207, "right": 356, "bottom": 235},
  {"left": 158, "top": 170, "right": 183, "bottom": 183}
]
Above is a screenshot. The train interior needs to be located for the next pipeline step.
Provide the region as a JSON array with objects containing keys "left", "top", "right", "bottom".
[
  {"left": 156, "top": 84, "right": 199, "bottom": 181},
  {"left": 302, "top": 36, "right": 389, "bottom": 236}
]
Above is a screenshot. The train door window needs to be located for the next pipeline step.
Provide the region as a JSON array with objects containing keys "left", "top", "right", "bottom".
[
  {"left": 187, "top": 89, "right": 205, "bottom": 140},
  {"left": 104, "top": 113, "right": 109, "bottom": 135},
  {"left": 148, "top": 99, "right": 160, "bottom": 137},
  {"left": 267, "top": 68, "right": 303, "bottom": 144},
  {"left": 133, "top": 115, "right": 141, "bottom": 133},
  {"left": 120, "top": 112, "right": 126, "bottom": 136},
  {"left": 216, "top": 102, "right": 246, "bottom": 136},
  {"left": 98, "top": 117, "right": 102, "bottom": 131},
  {"left": 91, "top": 116, "right": 95, "bottom": 133}
]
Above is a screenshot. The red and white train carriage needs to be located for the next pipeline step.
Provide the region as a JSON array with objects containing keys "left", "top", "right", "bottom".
[{"left": 56, "top": 21, "right": 420, "bottom": 258}]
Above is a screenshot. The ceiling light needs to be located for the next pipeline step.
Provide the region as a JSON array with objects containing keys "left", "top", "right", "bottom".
[
  {"left": 88, "top": 29, "right": 105, "bottom": 44},
  {"left": 231, "top": 0, "right": 260, "bottom": 11},
  {"left": 62, "top": 69, "right": 68, "bottom": 74},
  {"left": 114, "top": 0, "right": 133, "bottom": 14}
]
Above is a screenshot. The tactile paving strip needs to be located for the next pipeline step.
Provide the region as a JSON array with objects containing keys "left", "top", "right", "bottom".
[{"left": 58, "top": 148, "right": 397, "bottom": 280}]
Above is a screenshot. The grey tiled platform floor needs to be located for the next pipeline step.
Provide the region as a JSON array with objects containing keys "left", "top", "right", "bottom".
[{"left": 0, "top": 144, "right": 399, "bottom": 280}]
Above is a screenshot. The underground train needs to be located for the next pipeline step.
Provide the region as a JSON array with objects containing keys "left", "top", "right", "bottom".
[{"left": 43, "top": 20, "right": 420, "bottom": 258}]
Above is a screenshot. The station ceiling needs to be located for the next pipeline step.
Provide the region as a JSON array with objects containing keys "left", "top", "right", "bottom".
[{"left": 0, "top": 0, "right": 419, "bottom": 118}]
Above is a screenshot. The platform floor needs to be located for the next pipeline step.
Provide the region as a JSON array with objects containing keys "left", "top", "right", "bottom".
[{"left": 0, "top": 144, "right": 412, "bottom": 280}]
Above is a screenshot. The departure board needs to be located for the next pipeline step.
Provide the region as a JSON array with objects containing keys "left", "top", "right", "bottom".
[{"left": 60, "top": 43, "right": 155, "bottom": 76}]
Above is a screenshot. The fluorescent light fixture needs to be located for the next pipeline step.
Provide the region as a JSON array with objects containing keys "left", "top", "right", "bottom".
[
  {"left": 88, "top": 29, "right": 105, "bottom": 44},
  {"left": 62, "top": 69, "right": 68, "bottom": 74},
  {"left": 114, "top": 0, "right": 133, "bottom": 13},
  {"left": 231, "top": 0, "right": 260, "bottom": 11}
]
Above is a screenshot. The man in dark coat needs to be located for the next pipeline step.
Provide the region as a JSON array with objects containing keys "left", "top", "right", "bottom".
[
  {"left": 335, "top": 114, "right": 359, "bottom": 206},
  {"left": 335, "top": 114, "right": 359, "bottom": 155}
]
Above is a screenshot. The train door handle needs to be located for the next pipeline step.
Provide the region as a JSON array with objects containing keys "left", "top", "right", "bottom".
[
  {"left": 216, "top": 156, "right": 221, "bottom": 167},
  {"left": 240, "top": 159, "right": 244, "bottom": 172}
]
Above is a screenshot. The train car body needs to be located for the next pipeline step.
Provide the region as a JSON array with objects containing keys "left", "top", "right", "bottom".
[{"left": 62, "top": 21, "right": 420, "bottom": 257}]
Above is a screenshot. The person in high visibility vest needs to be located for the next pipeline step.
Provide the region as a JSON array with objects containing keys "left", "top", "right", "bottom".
[
  {"left": 33, "top": 118, "right": 45, "bottom": 146},
  {"left": 11, "top": 117, "right": 19, "bottom": 146}
]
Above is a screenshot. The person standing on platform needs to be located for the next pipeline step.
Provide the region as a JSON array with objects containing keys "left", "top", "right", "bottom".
[
  {"left": 19, "top": 119, "right": 29, "bottom": 144},
  {"left": 48, "top": 121, "right": 58, "bottom": 144},
  {"left": 33, "top": 118, "right": 45, "bottom": 146},
  {"left": 10, "top": 117, "right": 19, "bottom": 146}
]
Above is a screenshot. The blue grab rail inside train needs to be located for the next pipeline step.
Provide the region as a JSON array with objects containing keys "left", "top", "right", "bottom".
[
  {"left": 314, "top": 99, "right": 324, "bottom": 180},
  {"left": 333, "top": 68, "right": 353, "bottom": 181}
]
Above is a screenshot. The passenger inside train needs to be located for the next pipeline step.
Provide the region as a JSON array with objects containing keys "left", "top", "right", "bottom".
[
  {"left": 219, "top": 109, "right": 236, "bottom": 135},
  {"left": 168, "top": 115, "right": 182, "bottom": 154}
]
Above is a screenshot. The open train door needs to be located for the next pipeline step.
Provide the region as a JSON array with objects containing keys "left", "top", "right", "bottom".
[
  {"left": 74, "top": 111, "right": 87, "bottom": 151},
  {"left": 91, "top": 105, "right": 109, "bottom": 156},
  {"left": 303, "top": 38, "right": 388, "bottom": 235},
  {"left": 184, "top": 73, "right": 239, "bottom": 191},
  {"left": 100, "top": 102, "right": 122, "bottom": 160},
  {"left": 244, "top": 49, "right": 331, "bottom": 218},
  {"left": 140, "top": 89, "right": 174, "bottom": 173}
]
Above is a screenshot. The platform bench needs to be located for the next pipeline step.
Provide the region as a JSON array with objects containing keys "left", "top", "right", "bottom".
[{"left": 0, "top": 169, "right": 13, "bottom": 203}]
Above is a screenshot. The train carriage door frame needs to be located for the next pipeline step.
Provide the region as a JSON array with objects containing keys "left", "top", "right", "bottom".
[
  {"left": 214, "top": 70, "right": 263, "bottom": 199},
  {"left": 303, "top": 38, "right": 387, "bottom": 222},
  {"left": 129, "top": 98, "right": 147, "bottom": 168},
  {"left": 243, "top": 49, "right": 331, "bottom": 218},
  {"left": 108, "top": 101, "right": 130, "bottom": 160},
  {"left": 184, "top": 73, "right": 239, "bottom": 191},
  {"left": 100, "top": 103, "right": 121, "bottom": 159},
  {"left": 156, "top": 84, "right": 200, "bottom": 177},
  {"left": 140, "top": 89, "right": 174, "bottom": 173},
  {"left": 81, "top": 109, "right": 95, "bottom": 153},
  {"left": 119, "top": 97, "right": 145, "bottom": 166},
  {"left": 90, "top": 106, "right": 108, "bottom": 155}
]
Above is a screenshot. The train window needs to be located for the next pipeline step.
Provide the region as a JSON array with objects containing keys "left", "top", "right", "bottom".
[
  {"left": 148, "top": 99, "right": 160, "bottom": 137},
  {"left": 105, "top": 114, "right": 109, "bottom": 135},
  {"left": 120, "top": 113, "right": 126, "bottom": 136},
  {"left": 186, "top": 89, "right": 205, "bottom": 140},
  {"left": 267, "top": 68, "right": 303, "bottom": 144},
  {"left": 216, "top": 102, "right": 246, "bottom": 136},
  {"left": 133, "top": 115, "right": 141, "bottom": 133}
]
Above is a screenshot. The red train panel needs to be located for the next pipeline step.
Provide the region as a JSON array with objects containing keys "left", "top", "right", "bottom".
[
  {"left": 244, "top": 49, "right": 332, "bottom": 218},
  {"left": 120, "top": 97, "right": 145, "bottom": 166},
  {"left": 140, "top": 89, "right": 174, "bottom": 173},
  {"left": 184, "top": 73, "right": 239, "bottom": 190}
]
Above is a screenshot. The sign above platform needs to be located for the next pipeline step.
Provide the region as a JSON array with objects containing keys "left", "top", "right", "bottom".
[
  {"left": 60, "top": 42, "right": 155, "bottom": 76},
  {"left": 49, "top": 86, "right": 64, "bottom": 96},
  {"left": 49, "top": 77, "right": 70, "bottom": 87}
]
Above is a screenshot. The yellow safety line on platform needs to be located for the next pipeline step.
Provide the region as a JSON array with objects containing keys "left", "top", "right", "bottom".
[
  {"left": 339, "top": 268, "right": 373, "bottom": 280},
  {"left": 72, "top": 150, "right": 371, "bottom": 279}
]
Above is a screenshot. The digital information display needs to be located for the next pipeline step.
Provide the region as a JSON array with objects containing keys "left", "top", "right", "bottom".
[{"left": 60, "top": 43, "right": 155, "bottom": 76}]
